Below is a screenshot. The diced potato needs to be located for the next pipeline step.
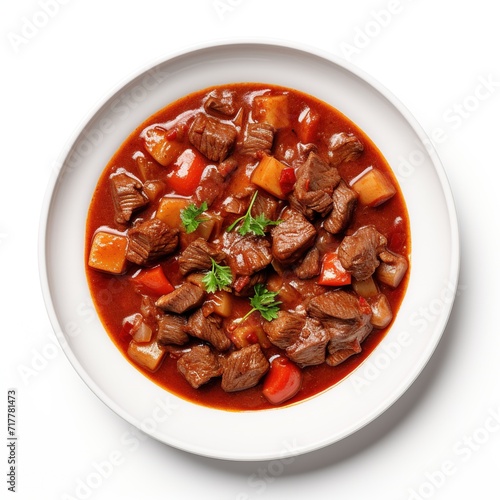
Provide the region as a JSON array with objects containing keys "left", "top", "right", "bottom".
[
  {"left": 349, "top": 166, "right": 396, "bottom": 207},
  {"left": 369, "top": 293, "right": 393, "bottom": 329},
  {"left": 186, "top": 273, "right": 206, "bottom": 289},
  {"left": 143, "top": 180, "right": 164, "bottom": 202},
  {"left": 144, "top": 126, "right": 184, "bottom": 166},
  {"left": 155, "top": 197, "right": 190, "bottom": 228},
  {"left": 253, "top": 94, "right": 290, "bottom": 129},
  {"left": 352, "top": 276, "right": 379, "bottom": 298},
  {"left": 251, "top": 154, "right": 289, "bottom": 199},
  {"left": 127, "top": 339, "right": 165, "bottom": 371},
  {"left": 135, "top": 155, "right": 160, "bottom": 181},
  {"left": 88, "top": 231, "right": 128, "bottom": 274},
  {"left": 210, "top": 290, "right": 234, "bottom": 318},
  {"left": 230, "top": 324, "right": 271, "bottom": 349},
  {"left": 195, "top": 213, "right": 223, "bottom": 240}
]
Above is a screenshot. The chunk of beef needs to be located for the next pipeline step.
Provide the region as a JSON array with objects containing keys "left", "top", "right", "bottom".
[
  {"left": 240, "top": 122, "right": 275, "bottom": 156},
  {"left": 155, "top": 283, "right": 205, "bottom": 314},
  {"left": 194, "top": 165, "right": 225, "bottom": 207},
  {"left": 188, "top": 114, "right": 237, "bottom": 162},
  {"left": 225, "top": 234, "right": 272, "bottom": 276},
  {"left": 328, "top": 132, "right": 364, "bottom": 166},
  {"left": 251, "top": 190, "right": 281, "bottom": 222},
  {"left": 323, "top": 180, "right": 358, "bottom": 235},
  {"left": 263, "top": 310, "right": 305, "bottom": 349},
  {"left": 157, "top": 313, "right": 189, "bottom": 346},
  {"left": 292, "top": 151, "right": 341, "bottom": 218},
  {"left": 271, "top": 208, "right": 316, "bottom": 265},
  {"left": 308, "top": 289, "right": 367, "bottom": 322},
  {"left": 307, "top": 290, "right": 373, "bottom": 364},
  {"left": 217, "top": 157, "right": 238, "bottom": 178},
  {"left": 110, "top": 172, "right": 149, "bottom": 224},
  {"left": 338, "top": 225, "right": 387, "bottom": 281},
  {"left": 203, "top": 89, "right": 237, "bottom": 117},
  {"left": 232, "top": 272, "right": 267, "bottom": 296},
  {"left": 127, "top": 218, "right": 179, "bottom": 265},
  {"left": 221, "top": 344, "right": 269, "bottom": 392},
  {"left": 178, "top": 238, "right": 226, "bottom": 276},
  {"left": 286, "top": 317, "right": 329, "bottom": 367},
  {"left": 294, "top": 247, "right": 320, "bottom": 279},
  {"left": 327, "top": 339, "right": 362, "bottom": 366},
  {"left": 177, "top": 344, "right": 223, "bottom": 389},
  {"left": 184, "top": 308, "right": 231, "bottom": 351}
]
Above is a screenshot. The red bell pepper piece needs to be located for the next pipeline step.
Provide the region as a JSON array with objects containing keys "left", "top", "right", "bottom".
[
  {"left": 279, "top": 167, "right": 296, "bottom": 195},
  {"left": 318, "top": 251, "right": 351, "bottom": 286},
  {"left": 165, "top": 148, "right": 206, "bottom": 196},
  {"left": 262, "top": 356, "right": 303, "bottom": 405}
]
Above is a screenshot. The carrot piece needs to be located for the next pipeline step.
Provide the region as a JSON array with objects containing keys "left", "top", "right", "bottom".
[
  {"left": 88, "top": 231, "right": 128, "bottom": 274},
  {"left": 262, "top": 356, "right": 302, "bottom": 405},
  {"left": 318, "top": 252, "right": 351, "bottom": 286},
  {"left": 130, "top": 265, "right": 174, "bottom": 296}
]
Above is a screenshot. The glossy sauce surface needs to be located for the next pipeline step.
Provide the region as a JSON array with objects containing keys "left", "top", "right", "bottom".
[{"left": 86, "top": 83, "right": 410, "bottom": 411}]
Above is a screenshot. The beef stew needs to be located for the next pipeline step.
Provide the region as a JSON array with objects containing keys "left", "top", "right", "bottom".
[{"left": 85, "top": 83, "right": 410, "bottom": 411}]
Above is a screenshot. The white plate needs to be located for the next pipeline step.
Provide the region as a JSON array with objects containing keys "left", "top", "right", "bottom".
[{"left": 39, "top": 40, "right": 459, "bottom": 461}]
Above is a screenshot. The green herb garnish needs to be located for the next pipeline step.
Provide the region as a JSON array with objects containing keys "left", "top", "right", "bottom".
[
  {"left": 180, "top": 202, "right": 208, "bottom": 234},
  {"left": 202, "top": 258, "right": 233, "bottom": 293},
  {"left": 240, "top": 284, "right": 281, "bottom": 323},
  {"left": 226, "top": 191, "right": 282, "bottom": 236}
]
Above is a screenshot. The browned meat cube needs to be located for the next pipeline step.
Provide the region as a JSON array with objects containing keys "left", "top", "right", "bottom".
[
  {"left": 110, "top": 172, "right": 149, "bottom": 224},
  {"left": 184, "top": 308, "right": 231, "bottom": 351},
  {"left": 193, "top": 165, "right": 225, "bottom": 207},
  {"left": 263, "top": 310, "right": 305, "bottom": 349},
  {"left": 308, "top": 289, "right": 367, "bottom": 322},
  {"left": 271, "top": 208, "right": 316, "bottom": 265},
  {"left": 232, "top": 271, "right": 267, "bottom": 297},
  {"left": 292, "top": 151, "right": 341, "bottom": 218},
  {"left": 286, "top": 317, "right": 328, "bottom": 367},
  {"left": 178, "top": 238, "right": 226, "bottom": 276},
  {"left": 221, "top": 344, "right": 269, "bottom": 392},
  {"left": 127, "top": 218, "right": 179, "bottom": 265},
  {"left": 324, "top": 180, "right": 358, "bottom": 235},
  {"left": 156, "top": 283, "right": 205, "bottom": 315},
  {"left": 225, "top": 234, "right": 272, "bottom": 276},
  {"left": 327, "top": 339, "right": 362, "bottom": 366},
  {"left": 308, "top": 290, "right": 373, "bottom": 354},
  {"left": 188, "top": 114, "right": 237, "bottom": 162},
  {"left": 157, "top": 313, "right": 189, "bottom": 346},
  {"left": 338, "top": 225, "right": 387, "bottom": 281},
  {"left": 294, "top": 247, "right": 320, "bottom": 279},
  {"left": 177, "top": 345, "right": 223, "bottom": 389},
  {"left": 328, "top": 132, "right": 364, "bottom": 166},
  {"left": 204, "top": 89, "right": 237, "bottom": 117},
  {"left": 240, "top": 122, "right": 275, "bottom": 156}
]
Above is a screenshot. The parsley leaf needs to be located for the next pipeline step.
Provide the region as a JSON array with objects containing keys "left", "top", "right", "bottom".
[
  {"left": 226, "top": 191, "right": 281, "bottom": 236},
  {"left": 240, "top": 284, "right": 281, "bottom": 323},
  {"left": 202, "top": 258, "right": 233, "bottom": 293},
  {"left": 180, "top": 202, "right": 208, "bottom": 233}
]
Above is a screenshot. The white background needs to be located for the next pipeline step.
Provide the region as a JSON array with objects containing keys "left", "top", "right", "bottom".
[{"left": 1, "top": 1, "right": 499, "bottom": 499}]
